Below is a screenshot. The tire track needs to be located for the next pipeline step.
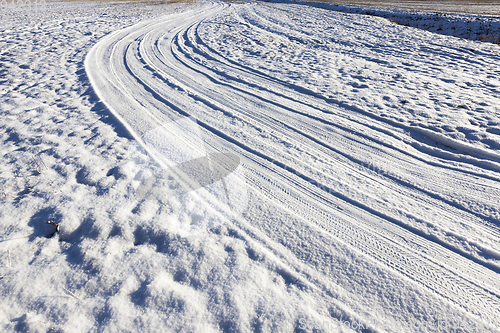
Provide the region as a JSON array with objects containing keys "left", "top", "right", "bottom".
[
  {"left": 201, "top": 5, "right": 500, "bottom": 171},
  {"left": 165, "top": 11, "right": 500, "bottom": 265},
  {"left": 86, "top": 2, "right": 500, "bottom": 328}
]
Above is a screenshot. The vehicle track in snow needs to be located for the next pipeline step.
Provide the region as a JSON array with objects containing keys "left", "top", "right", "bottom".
[{"left": 86, "top": 2, "right": 500, "bottom": 329}]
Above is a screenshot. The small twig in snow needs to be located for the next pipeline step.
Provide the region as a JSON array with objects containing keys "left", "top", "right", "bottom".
[
  {"left": 29, "top": 156, "right": 41, "bottom": 175},
  {"left": 46, "top": 221, "right": 60, "bottom": 233},
  {"left": 7, "top": 250, "right": 11, "bottom": 267},
  {"left": 32, "top": 156, "right": 41, "bottom": 173},
  {"left": 2, "top": 307, "right": 10, "bottom": 323},
  {"left": 62, "top": 287, "right": 80, "bottom": 300},
  {"left": 39, "top": 155, "right": 48, "bottom": 170}
]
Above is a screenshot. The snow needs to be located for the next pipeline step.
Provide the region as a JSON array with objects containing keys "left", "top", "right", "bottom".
[
  {"left": 1, "top": 0, "right": 500, "bottom": 332},
  {"left": 283, "top": 0, "right": 500, "bottom": 42}
]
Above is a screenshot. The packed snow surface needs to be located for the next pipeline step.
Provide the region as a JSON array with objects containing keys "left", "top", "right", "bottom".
[{"left": 1, "top": 0, "right": 500, "bottom": 332}]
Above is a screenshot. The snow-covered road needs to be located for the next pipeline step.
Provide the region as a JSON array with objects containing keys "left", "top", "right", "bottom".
[
  {"left": 2, "top": 0, "right": 500, "bottom": 331},
  {"left": 85, "top": 1, "right": 500, "bottom": 331}
]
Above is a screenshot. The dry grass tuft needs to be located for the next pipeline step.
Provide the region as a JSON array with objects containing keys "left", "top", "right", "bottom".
[{"left": 479, "top": 32, "right": 500, "bottom": 44}]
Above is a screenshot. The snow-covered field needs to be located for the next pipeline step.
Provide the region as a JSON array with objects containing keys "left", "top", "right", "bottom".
[
  {"left": 287, "top": 0, "right": 500, "bottom": 43},
  {"left": 315, "top": 0, "right": 500, "bottom": 16},
  {"left": 1, "top": 0, "right": 500, "bottom": 332}
]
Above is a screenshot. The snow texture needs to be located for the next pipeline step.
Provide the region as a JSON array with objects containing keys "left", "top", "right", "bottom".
[
  {"left": 273, "top": 0, "right": 500, "bottom": 43},
  {"left": 1, "top": 0, "right": 500, "bottom": 332}
]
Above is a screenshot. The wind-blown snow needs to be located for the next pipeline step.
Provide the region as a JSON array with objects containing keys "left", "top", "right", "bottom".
[{"left": 1, "top": 1, "right": 500, "bottom": 332}]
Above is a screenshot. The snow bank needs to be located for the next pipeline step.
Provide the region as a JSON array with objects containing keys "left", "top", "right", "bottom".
[{"left": 265, "top": 0, "right": 500, "bottom": 44}]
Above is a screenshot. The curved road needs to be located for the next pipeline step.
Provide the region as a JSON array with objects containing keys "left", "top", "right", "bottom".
[{"left": 86, "top": 2, "right": 500, "bottom": 330}]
